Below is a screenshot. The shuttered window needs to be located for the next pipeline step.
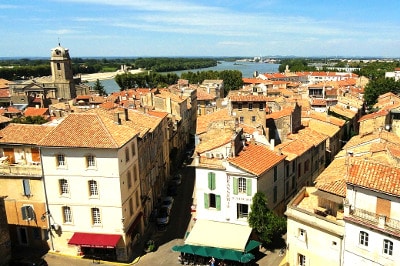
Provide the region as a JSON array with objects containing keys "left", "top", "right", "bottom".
[
  {"left": 22, "top": 179, "right": 31, "bottom": 196},
  {"left": 208, "top": 172, "right": 216, "bottom": 190},
  {"left": 204, "top": 193, "right": 221, "bottom": 211},
  {"left": 246, "top": 179, "right": 252, "bottom": 196}
]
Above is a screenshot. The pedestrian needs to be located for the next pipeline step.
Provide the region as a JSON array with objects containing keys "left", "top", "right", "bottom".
[{"left": 209, "top": 256, "right": 215, "bottom": 266}]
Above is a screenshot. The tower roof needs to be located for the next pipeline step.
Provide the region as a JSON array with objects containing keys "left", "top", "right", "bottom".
[{"left": 51, "top": 44, "right": 70, "bottom": 59}]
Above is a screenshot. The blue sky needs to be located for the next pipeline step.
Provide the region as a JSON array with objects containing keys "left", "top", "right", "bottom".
[{"left": 1, "top": 0, "right": 399, "bottom": 58}]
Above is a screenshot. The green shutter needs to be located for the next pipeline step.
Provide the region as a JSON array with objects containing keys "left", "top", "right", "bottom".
[
  {"left": 211, "top": 172, "right": 216, "bottom": 190},
  {"left": 204, "top": 193, "right": 209, "bottom": 209},
  {"left": 208, "top": 172, "right": 216, "bottom": 190},
  {"left": 216, "top": 195, "right": 221, "bottom": 211},
  {"left": 233, "top": 177, "right": 238, "bottom": 195},
  {"left": 246, "top": 179, "right": 252, "bottom": 196}
]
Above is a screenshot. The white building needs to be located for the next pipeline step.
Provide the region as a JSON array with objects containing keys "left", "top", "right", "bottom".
[
  {"left": 38, "top": 109, "right": 142, "bottom": 262},
  {"left": 193, "top": 128, "right": 286, "bottom": 224},
  {"left": 343, "top": 159, "right": 400, "bottom": 266}
]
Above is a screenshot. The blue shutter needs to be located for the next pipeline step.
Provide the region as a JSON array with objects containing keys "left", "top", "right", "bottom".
[{"left": 22, "top": 179, "right": 31, "bottom": 196}]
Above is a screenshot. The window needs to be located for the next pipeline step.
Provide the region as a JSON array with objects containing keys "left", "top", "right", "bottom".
[
  {"left": 22, "top": 179, "right": 31, "bottom": 196},
  {"left": 239, "top": 116, "right": 244, "bottom": 123},
  {"left": 259, "top": 103, "right": 264, "bottom": 110},
  {"left": 125, "top": 147, "right": 130, "bottom": 162},
  {"left": 274, "top": 166, "right": 278, "bottom": 182},
  {"left": 56, "top": 63, "right": 61, "bottom": 70},
  {"left": 285, "top": 181, "right": 289, "bottom": 195},
  {"left": 273, "top": 186, "right": 277, "bottom": 203},
  {"left": 238, "top": 103, "right": 242, "bottom": 111},
  {"left": 88, "top": 180, "right": 98, "bottom": 197},
  {"left": 204, "top": 193, "right": 221, "bottom": 210},
  {"left": 131, "top": 142, "right": 136, "bottom": 157},
  {"left": 297, "top": 163, "right": 302, "bottom": 178},
  {"left": 292, "top": 175, "right": 296, "bottom": 189},
  {"left": 359, "top": 231, "right": 369, "bottom": 247},
  {"left": 208, "top": 172, "right": 216, "bottom": 190},
  {"left": 233, "top": 177, "right": 252, "bottom": 196},
  {"left": 21, "top": 205, "right": 34, "bottom": 221},
  {"left": 248, "top": 103, "right": 253, "bottom": 110},
  {"left": 56, "top": 154, "right": 65, "bottom": 167},
  {"left": 91, "top": 208, "right": 101, "bottom": 225},
  {"left": 383, "top": 239, "right": 393, "bottom": 256},
  {"left": 209, "top": 194, "right": 216, "bottom": 208},
  {"left": 127, "top": 171, "right": 132, "bottom": 188},
  {"left": 299, "top": 228, "right": 306, "bottom": 241},
  {"left": 237, "top": 203, "right": 249, "bottom": 219},
  {"left": 86, "top": 155, "right": 96, "bottom": 167},
  {"left": 238, "top": 178, "right": 246, "bottom": 193},
  {"left": 59, "top": 179, "right": 69, "bottom": 195},
  {"left": 133, "top": 165, "right": 138, "bottom": 183},
  {"left": 251, "top": 116, "right": 256, "bottom": 122},
  {"left": 304, "top": 160, "right": 310, "bottom": 173},
  {"left": 62, "top": 206, "right": 72, "bottom": 223},
  {"left": 298, "top": 254, "right": 306, "bottom": 266},
  {"left": 129, "top": 198, "right": 134, "bottom": 216}
]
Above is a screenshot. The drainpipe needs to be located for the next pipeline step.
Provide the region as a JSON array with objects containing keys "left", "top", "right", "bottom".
[{"left": 39, "top": 147, "right": 54, "bottom": 251}]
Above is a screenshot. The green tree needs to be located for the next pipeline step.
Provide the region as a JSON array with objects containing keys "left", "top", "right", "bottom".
[
  {"left": 11, "top": 116, "right": 48, "bottom": 124},
  {"left": 278, "top": 58, "right": 317, "bottom": 72},
  {"left": 248, "top": 192, "right": 286, "bottom": 245},
  {"left": 364, "top": 77, "right": 400, "bottom": 108},
  {"left": 92, "top": 79, "right": 107, "bottom": 96}
]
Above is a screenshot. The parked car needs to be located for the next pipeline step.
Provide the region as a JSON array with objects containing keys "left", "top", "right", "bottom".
[
  {"left": 172, "top": 174, "right": 182, "bottom": 185},
  {"left": 156, "top": 207, "right": 170, "bottom": 225},
  {"left": 161, "top": 196, "right": 174, "bottom": 212}
]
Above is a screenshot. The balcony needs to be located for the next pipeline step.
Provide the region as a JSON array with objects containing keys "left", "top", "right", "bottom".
[
  {"left": 349, "top": 207, "right": 400, "bottom": 232},
  {"left": 0, "top": 163, "right": 42, "bottom": 176}
]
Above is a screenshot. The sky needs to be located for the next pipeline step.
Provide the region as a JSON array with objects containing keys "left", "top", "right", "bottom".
[{"left": 1, "top": 0, "right": 400, "bottom": 58}]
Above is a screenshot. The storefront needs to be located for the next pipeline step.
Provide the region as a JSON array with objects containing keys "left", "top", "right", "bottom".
[{"left": 68, "top": 232, "right": 122, "bottom": 261}]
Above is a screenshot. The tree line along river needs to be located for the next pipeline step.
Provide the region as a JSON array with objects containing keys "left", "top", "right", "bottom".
[{"left": 88, "top": 61, "right": 280, "bottom": 94}]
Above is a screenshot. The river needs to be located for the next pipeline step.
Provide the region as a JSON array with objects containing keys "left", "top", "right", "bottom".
[{"left": 87, "top": 61, "right": 280, "bottom": 94}]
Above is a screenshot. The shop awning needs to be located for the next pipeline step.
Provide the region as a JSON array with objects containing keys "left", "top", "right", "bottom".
[
  {"left": 172, "top": 244, "right": 256, "bottom": 263},
  {"left": 185, "top": 220, "right": 252, "bottom": 251},
  {"left": 68, "top": 232, "right": 121, "bottom": 249}
]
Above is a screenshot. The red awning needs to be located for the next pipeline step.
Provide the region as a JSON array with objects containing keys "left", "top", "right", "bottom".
[{"left": 68, "top": 232, "right": 121, "bottom": 249}]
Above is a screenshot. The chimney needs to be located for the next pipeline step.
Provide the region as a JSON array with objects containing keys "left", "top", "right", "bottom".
[
  {"left": 270, "top": 139, "right": 275, "bottom": 150},
  {"left": 124, "top": 108, "right": 129, "bottom": 121},
  {"left": 114, "top": 112, "right": 121, "bottom": 125}
]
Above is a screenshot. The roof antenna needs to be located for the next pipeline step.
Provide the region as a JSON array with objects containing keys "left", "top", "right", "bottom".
[{"left": 58, "top": 37, "right": 61, "bottom": 46}]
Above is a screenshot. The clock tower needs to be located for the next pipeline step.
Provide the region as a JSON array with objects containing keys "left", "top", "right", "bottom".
[{"left": 50, "top": 43, "right": 76, "bottom": 99}]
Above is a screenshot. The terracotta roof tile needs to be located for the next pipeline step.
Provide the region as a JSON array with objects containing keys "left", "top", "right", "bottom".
[
  {"left": 358, "top": 110, "right": 388, "bottom": 122},
  {"left": 266, "top": 107, "right": 293, "bottom": 120},
  {"left": 315, "top": 157, "right": 347, "bottom": 197},
  {"left": 229, "top": 95, "right": 270, "bottom": 102},
  {"left": 39, "top": 109, "right": 139, "bottom": 148},
  {"left": 348, "top": 159, "right": 400, "bottom": 197},
  {"left": 228, "top": 143, "right": 285, "bottom": 176},
  {"left": 24, "top": 107, "right": 49, "bottom": 117},
  {"left": 0, "top": 124, "right": 54, "bottom": 144},
  {"left": 196, "top": 109, "right": 232, "bottom": 134},
  {"left": 0, "top": 89, "right": 10, "bottom": 98}
]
